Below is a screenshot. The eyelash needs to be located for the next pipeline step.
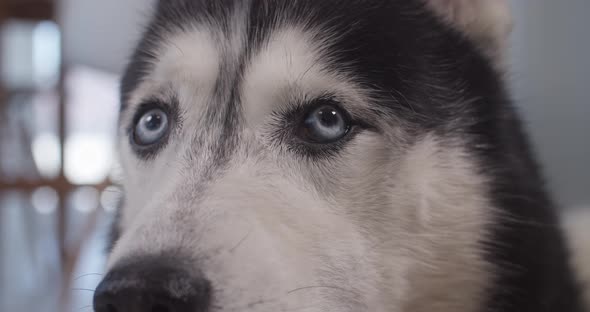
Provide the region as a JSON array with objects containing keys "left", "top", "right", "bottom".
[{"left": 270, "top": 100, "right": 371, "bottom": 159}]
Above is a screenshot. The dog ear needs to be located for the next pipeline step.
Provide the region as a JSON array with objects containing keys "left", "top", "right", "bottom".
[{"left": 424, "top": 0, "right": 513, "bottom": 64}]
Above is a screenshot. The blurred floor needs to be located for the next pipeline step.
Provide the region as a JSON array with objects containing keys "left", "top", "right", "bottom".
[
  {"left": 0, "top": 190, "right": 60, "bottom": 311},
  {"left": 0, "top": 16, "right": 120, "bottom": 309},
  {"left": 0, "top": 189, "right": 114, "bottom": 312}
]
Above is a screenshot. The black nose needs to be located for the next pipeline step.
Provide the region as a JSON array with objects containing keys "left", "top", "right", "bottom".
[{"left": 93, "top": 257, "right": 211, "bottom": 312}]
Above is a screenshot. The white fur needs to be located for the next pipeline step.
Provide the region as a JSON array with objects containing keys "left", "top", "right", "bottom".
[
  {"left": 124, "top": 27, "right": 221, "bottom": 118},
  {"left": 241, "top": 27, "right": 372, "bottom": 129},
  {"left": 425, "top": 0, "right": 513, "bottom": 63}
]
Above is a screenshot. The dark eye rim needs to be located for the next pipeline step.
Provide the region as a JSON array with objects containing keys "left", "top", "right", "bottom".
[
  {"left": 127, "top": 99, "right": 178, "bottom": 160},
  {"left": 274, "top": 97, "right": 372, "bottom": 159}
]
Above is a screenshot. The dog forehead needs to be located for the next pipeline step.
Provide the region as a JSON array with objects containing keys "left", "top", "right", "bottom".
[
  {"left": 121, "top": 0, "right": 426, "bottom": 107},
  {"left": 139, "top": 29, "right": 221, "bottom": 103},
  {"left": 121, "top": 0, "right": 491, "bottom": 127},
  {"left": 125, "top": 18, "right": 359, "bottom": 117}
]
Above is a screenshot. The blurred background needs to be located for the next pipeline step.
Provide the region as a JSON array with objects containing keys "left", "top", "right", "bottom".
[{"left": 0, "top": 0, "right": 588, "bottom": 311}]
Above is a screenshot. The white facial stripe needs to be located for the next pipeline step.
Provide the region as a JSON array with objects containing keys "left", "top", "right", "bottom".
[
  {"left": 241, "top": 28, "right": 372, "bottom": 128},
  {"left": 154, "top": 29, "right": 220, "bottom": 96},
  {"left": 122, "top": 27, "right": 221, "bottom": 124}
]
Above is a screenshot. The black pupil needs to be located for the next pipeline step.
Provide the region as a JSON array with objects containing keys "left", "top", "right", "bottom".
[
  {"left": 145, "top": 113, "right": 163, "bottom": 131},
  {"left": 317, "top": 108, "right": 340, "bottom": 127}
]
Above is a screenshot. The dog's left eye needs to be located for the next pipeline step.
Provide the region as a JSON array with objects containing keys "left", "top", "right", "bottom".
[
  {"left": 297, "top": 104, "right": 351, "bottom": 144},
  {"left": 133, "top": 108, "right": 170, "bottom": 146}
]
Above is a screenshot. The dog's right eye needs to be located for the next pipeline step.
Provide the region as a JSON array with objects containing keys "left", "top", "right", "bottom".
[
  {"left": 132, "top": 108, "right": 170, "bottom": 147},
  {"left": 297, "top": 104, "right": 352, "bottom": 144}
]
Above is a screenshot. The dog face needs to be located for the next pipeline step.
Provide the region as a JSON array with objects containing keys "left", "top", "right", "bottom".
[{"left": 95, "top": 1, "right": 515, "bottom": 311}]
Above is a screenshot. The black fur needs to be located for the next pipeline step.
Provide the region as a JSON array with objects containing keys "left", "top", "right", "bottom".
[
  {"left": 117, "top": 0, "right": 584, "bottom": 311},
  {"left": 106, "top": 194, "right": 124, "bottom": 253},
  {"left": 94, "top": 254, "right": 212, "bottom": 312}
]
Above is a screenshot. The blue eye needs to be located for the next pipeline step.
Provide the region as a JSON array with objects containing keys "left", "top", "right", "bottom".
[
  {"left": 133, "top": 109, "right": 169, "bottom": 146},
  {"left": 299, "top": 105, "right": 351, "bottom": 143}
]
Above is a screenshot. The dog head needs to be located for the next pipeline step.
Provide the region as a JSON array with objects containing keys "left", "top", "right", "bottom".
[{"left": 94, "top": 1, "right": 513, "bottom": 311}]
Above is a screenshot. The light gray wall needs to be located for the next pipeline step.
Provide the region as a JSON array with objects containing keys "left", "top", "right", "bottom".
[
  {"left": 58, "top": 0, "right": 152, "bottom": 73},
  {"left": 58, "top": 0, "right": 589, "bottom": 209},
  {"left": 509, "top": 1, "right": 590, "bottom": 209}
]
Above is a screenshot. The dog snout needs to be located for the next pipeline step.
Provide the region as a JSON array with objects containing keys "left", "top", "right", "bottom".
[{"left": 93, "top": 257, "right": 211, "bottom": 312}]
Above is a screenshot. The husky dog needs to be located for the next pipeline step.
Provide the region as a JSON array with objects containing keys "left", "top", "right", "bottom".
[{"left": 93, "top": 0, "right": 588, "bottom": 311}]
